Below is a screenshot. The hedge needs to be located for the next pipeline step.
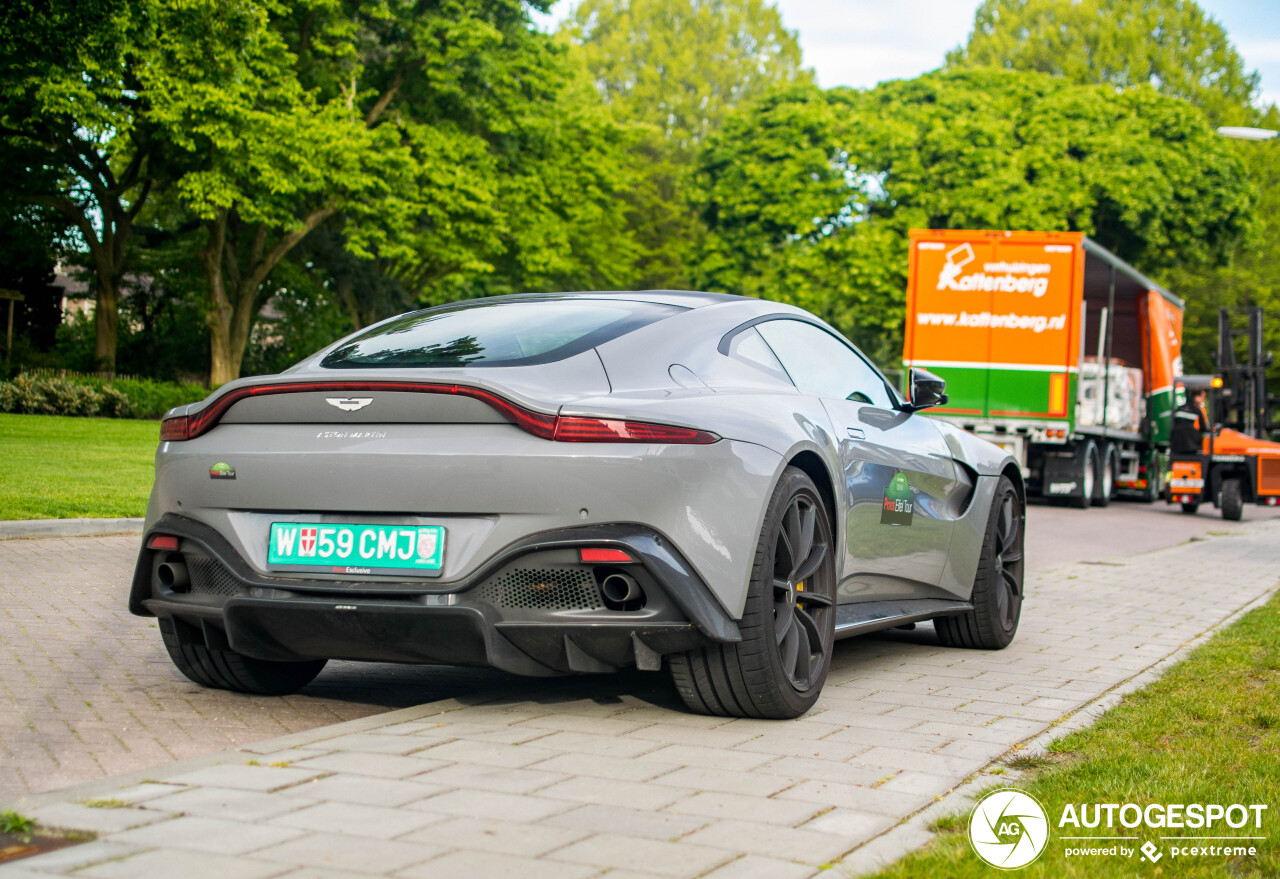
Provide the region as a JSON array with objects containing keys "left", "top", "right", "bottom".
[{"left": 0, "top": 375, "right": 210, "bottom": 420}]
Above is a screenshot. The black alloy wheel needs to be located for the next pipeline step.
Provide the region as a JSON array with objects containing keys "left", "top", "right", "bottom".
[
  {"left": 772, "top": 490, "right": 835, "bottom": 693},
  {"left": 936, "top": 475, "right": 1024, "bottom": 649},
  {"left": 670, "top": 467, "right": 837, "bottom": 718}
]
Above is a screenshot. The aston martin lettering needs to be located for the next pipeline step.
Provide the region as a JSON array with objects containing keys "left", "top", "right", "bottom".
[
  {"left": 316, "top": 430, "right": 388, "bottom": 439},
  {"left": 326, "top": 397, "right": 373, "bottom": 412},
  {"left": 268, "top": 523, "right": 445, "bottom": 575}
]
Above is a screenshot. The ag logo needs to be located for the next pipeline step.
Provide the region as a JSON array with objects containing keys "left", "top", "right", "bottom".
[
  {"left": 881, "top": 471, "right": 915, "bottom": 526},
  {"left": 968, "top": 788, "right": 1049, "bottom": 870}
]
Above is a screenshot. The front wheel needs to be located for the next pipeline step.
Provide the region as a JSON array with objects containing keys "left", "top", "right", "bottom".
[
  {"left": 1220, "top": 478, "right": 1244, "bottom": 521},
  {"left": 670, "top": 467, "right": 836, "bottom": 718},
  {"left": 936, "top": 475, "right": 1024, "bottom": 650}
]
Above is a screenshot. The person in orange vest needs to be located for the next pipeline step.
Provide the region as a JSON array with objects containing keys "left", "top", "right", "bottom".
[{"left": 1171, "top": 388, "right": 1209, "bottom": 454}]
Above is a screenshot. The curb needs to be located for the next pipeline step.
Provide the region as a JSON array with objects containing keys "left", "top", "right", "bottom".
[
  {"left": 835, "top": 546, "right": 1280, "bottom": 877},
  {"left": 0, "top": 518, "right": 144, "bottom": 540}
]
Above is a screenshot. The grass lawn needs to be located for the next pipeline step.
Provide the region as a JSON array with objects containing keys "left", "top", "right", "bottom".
[
  {"left": 0, "top": 413, "right": 158, "bottom": 519},
  {"left": 871, "top": 592, "right": 1280, "bottom": 878}
]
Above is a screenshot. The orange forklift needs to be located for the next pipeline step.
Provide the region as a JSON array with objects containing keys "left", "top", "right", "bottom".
[{"left": 1167, "top": 308, "right": 1280, "bottom": 519}]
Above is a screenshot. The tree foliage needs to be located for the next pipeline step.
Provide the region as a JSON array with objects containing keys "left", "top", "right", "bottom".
[
  {"left": 0, "top": 0, "right": 168, "bottom": 369},
  {"left": 948, "top": 0, "right": 1260, "bottom": 126},
  {"left": 691, "top": 69, "right": 1254, "bottom": 362},
  {"left": 560, "top": 0, "right": 809, "bottom": 287}
]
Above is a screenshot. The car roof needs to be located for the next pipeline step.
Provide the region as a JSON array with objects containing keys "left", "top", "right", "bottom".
[{"left": 448, "top": 290, "right": 746, "bottom": 309}]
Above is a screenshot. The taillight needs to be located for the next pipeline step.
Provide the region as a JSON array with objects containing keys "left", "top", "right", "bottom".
[
  {"left": 554, "top": 417, "right": 719, "bottom": 444},
  {"left": 160, "top": 416, "right": 190, "bottom": 442},
  {"left": 160, "top": 380, "right": 716, "bottom": 445}
]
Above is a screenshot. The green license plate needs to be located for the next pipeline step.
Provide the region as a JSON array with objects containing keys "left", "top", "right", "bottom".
[{"left": 268, "top": 522, "right": 445, "bottom": 577}]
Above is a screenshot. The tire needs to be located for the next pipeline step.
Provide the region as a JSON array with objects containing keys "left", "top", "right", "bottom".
[
  {"left": 1181, "top": 502, "right": 1200, "bottom": 515},
  {"left": 1070, "top": 441, "right": 1097, "bottom": 509},
  {"left": 936, "top": 475, "right": 1023, "bottom": 650},
  {"left": 1220, "top": 478, "right": 1244, "bottom": 521},
  {"left": 1092, "top": 444, "right": 1115, "bottom": 507},
  {"left": 159, "top": 617, "right": 326, "bottom": 695},
  {"left": 670, "top": 467, "right": 836, "bottom": 718},
  {"left": 1141, "top": 460, "right": 1159, "bottom": 504}
]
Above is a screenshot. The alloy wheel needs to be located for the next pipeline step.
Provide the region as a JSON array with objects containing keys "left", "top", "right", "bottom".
[{"left": 772, "top": 493, "right": 835, "bottom": 691}]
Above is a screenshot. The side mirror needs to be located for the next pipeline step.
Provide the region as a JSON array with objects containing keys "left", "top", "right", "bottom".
[{"left": 905, "top": 367, "right": 948, "bottom": 412}]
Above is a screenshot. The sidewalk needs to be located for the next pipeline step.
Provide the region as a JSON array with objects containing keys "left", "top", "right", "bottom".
[{"left": 3, "top": 520, "right": 1278, "bottom": 879}]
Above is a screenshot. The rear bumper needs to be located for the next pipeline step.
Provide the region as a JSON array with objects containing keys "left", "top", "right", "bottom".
[{"left": 132, "top": 514, "right": 738, "bottom": 676}]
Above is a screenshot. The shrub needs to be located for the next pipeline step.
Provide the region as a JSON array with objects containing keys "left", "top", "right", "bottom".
[{"left": 0, "top": 375, "right": 207, "bottom": 419}]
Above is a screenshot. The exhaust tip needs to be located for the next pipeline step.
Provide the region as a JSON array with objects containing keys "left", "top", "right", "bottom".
[
  {"left": 158, "top": 560, "right": 190, "bottom": 593},
  {"left": 599, "top": 571, "right": 644, "bottom": 609}
]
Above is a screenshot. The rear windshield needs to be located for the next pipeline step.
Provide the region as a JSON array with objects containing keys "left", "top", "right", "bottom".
[{"left": 321, "top": 298, "right": 684, "bottom": 369}]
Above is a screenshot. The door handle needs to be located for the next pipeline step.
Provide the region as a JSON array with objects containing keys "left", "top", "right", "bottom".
[{"left": 846, "top": 428, "right": 866, "bottom": 440}]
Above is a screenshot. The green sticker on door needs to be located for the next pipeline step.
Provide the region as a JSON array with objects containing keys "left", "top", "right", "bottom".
[{"left": 881, "top": 472, "right": 914, "bottom": 526}]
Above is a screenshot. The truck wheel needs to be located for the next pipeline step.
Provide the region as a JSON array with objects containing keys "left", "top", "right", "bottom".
[
  {"left": 1070, "top": 442, "right": 1097, "bottom": 509},
  {"left": 159, "top": 617, "right": 327, "bottom": 695},
  {"left": 936, "top": 475, "right": 1023, "bottom": 649},
  {"left": 1092, "top": 444, "right": 1116, "bottom": 507},
  {"left": 1180, "top": 501, "right": 1200, "bottom": 515},
  {"left": 1141, "top": 464, "right": 1159, "bottom": 503},
  {"left": 670, "top": 467, "right": 836, "bottom": 718},
  {"left": 1220, "top": 478, "right": 1244, "bottom": 521}
]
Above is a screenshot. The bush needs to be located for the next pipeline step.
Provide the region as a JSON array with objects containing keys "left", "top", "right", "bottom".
[{"left": 0, "top": 375, "right": 208, "bottom": 420}]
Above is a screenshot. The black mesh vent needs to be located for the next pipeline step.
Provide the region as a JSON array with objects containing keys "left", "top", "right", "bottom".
[
  {"left": 187, "top": 556, "right": 244, "bottom": 597},
  {"left": 474, "top": 567, "right": 604, "bottom": 611}
]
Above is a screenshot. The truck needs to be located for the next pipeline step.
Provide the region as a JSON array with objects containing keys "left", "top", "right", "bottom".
[{"left": 902, "top": 229, "right": 1185, "bottom": 508}]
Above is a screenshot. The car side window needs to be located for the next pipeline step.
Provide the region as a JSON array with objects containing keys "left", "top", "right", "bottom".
[
  {"left": 756, "top": 319, "right": 893, "bottom": 407},
  {"left": 728, "top": 327, "right": 792, "bottom": 384}
]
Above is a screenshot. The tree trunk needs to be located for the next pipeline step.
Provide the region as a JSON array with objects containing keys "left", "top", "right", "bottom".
[
  {"left": 203, "top": 209, "right": 237, "bottom": 387},
  {"left": 203, "top": 206, "right": 336, "bottom": 385},
  {"left": 92, "top": 276, "right": 120, "bottom": 371}
]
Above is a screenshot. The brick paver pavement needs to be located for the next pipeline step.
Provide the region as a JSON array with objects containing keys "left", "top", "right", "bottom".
[
  {"left": 2, "top": 519, "right": 1277, "bottom": 878},
  {"left": 0, "top": 535, "right": 514, "bottom": 798}
]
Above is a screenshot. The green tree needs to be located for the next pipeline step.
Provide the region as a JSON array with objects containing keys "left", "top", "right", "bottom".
[
  {"left": 691, "top": 70, "right": 1254, "bottom": 362},
  {"left": 156, "top": 0, "right": 639, "bottom": 383},
  {"left": 0, "top": 0, "right": 167, "bottom": 370},
  {"left": 560, "top": 0, "right": 809, "bottom": 287},
  {"left": 948, "top": 0, "right": 1260, "bottom": 126}
]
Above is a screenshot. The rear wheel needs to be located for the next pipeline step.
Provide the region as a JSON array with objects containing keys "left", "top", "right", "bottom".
[
  {"left": 159, "top": 617, "right": 326, "bottom": 695},
  {"left": 936, "top": 476, "right": 1023, "bottom": 650},
  {"left": 1092, "top": 444, "right": 1115, "bottom": 507},
  {"left": 670, "top": 467, "right": 836, "bottom": 718},
  {"left": 1220, "top": 478, "right": 1244, "bottom": 521},
  {"left": 1070, "top": 442, "right": 1097, "bottom": 509}
]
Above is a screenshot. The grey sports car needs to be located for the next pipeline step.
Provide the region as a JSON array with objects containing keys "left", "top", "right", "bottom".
[{"left": 131, "top": 291, "right": 1025, "bottom": 718}]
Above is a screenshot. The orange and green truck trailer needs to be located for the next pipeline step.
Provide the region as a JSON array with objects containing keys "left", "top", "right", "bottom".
[{"left": 903, "top": 229, "right": 1185, "bottom": 508}]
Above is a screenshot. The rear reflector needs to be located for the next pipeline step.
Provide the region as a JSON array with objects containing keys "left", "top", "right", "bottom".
[
  {"left": 158, "top": 380, "right": 717, "bottom": 445},
  {"left": 579, "top": 548, "right": 634, "bottom": 564},
  {"left": 148, "top": 535, "right": 180, "bottom": 550}
]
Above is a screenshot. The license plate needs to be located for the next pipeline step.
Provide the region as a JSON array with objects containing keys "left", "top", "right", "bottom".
[{"left": 268, "top": 522, "right": 445, "bottom": 577}]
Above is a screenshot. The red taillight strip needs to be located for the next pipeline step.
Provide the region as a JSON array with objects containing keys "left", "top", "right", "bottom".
[
  {"left": 553, "top": 417, "right": 719, "bottom": 444},
  {"left": 159, "top": 381, "right": 717, "bottom": 445}
]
